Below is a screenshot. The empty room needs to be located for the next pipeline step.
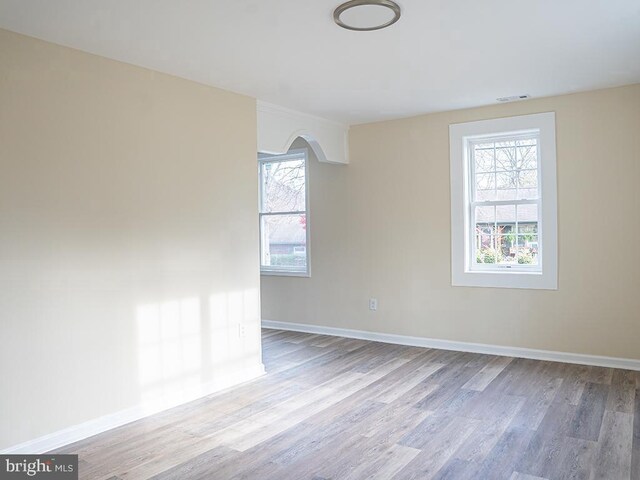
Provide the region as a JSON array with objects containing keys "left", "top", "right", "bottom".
[{"left": 1, "top": 1, "right": 639, "bottom": 479}]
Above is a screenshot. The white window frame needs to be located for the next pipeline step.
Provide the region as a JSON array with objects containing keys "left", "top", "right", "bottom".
[
  {"left": 450, "top": 112, "right": 557, "bottom": 289},
  {"left": 258, "top": 148, "right": 310, "bottom": 277}
]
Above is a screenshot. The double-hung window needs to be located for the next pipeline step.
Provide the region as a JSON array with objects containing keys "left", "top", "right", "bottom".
[
  {"left": 258, "top": 149, "right": 310, "bottom": 276},
  {"left": 450, "top": 112, "right": 557, "bottom": 289}
]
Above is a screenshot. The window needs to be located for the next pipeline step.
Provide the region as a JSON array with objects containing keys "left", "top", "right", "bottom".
[
  {"left": 450, "top": 112, "right": 557, "bottom": 289},
  {"left": 259, "top": 149, "right": 310, "bottom": 276}
]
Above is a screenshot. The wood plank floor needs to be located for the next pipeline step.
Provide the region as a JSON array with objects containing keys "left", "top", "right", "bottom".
[{"left": 55, "top": 329, "right": 640, "bottom": 480}]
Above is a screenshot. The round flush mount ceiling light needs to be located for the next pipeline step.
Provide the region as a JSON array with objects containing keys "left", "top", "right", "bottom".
[{"left": 333, "top": 0, "right": 401, "bottom": 31}]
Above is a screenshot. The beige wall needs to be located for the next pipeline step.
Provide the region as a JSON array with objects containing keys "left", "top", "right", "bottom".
[
  {"left": 262, "top": 84, "right": 640, "bottom": 361},
  {"left": 0, "top": 29, "right": 262, "bottom": 450}
]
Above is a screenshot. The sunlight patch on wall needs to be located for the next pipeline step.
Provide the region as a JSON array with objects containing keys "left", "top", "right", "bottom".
[
  {"left": 210, "top": 288, "right": 261, "bottom": 375},
  {"left": 136, "top": 297, "right": 202, "bottom": 409},
  {"left": 135, "top": 289, "right": 262, "bottom": 411}
]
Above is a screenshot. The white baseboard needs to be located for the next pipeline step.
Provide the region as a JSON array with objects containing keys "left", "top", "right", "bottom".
[
  {"left": 1, "top": 363, "right": 265, "bottom": 454},
  {"left": 262, "top": 319, "right": 640, "bottom": 371}
]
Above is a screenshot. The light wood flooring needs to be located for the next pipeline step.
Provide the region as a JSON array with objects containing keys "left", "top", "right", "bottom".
[{"left": 56, "top": 329, "right": 640, "bottom": 479}]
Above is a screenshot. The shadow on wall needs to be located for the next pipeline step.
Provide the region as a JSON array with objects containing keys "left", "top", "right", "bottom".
[{"left": 135, "top": 289, "right": 261, "bottom": 410}]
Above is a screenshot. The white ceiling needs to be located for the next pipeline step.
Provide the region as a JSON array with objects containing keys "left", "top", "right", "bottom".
[{"left": 1, "top": 0, "right": 638, "bottom": 125}]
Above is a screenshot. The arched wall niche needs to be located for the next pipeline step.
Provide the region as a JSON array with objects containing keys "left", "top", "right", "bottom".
[{"left": 257, "top": 101, "right": 349, "bottom": 164}]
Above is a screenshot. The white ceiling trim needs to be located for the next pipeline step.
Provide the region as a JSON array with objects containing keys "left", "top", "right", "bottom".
[{"left": 257, "top": 101, "right": 349, "bottom": 164}]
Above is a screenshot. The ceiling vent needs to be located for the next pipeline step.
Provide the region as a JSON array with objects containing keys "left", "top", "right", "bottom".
[{"left": 497, "top": 94, "right": 531, "bottom": 103}]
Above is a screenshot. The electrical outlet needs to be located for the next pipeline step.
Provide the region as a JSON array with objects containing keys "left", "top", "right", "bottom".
[
  {"left": 369, "top": 298, "right": 378, "bottom": 311},
  {"left": 238, "top": 324, "right": 246, "bottom": 338}
]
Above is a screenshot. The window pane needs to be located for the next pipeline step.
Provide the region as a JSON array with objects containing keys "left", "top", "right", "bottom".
[
  {"left": 474, "top": 145, "right": 494, "bottom": 172},
  {"left": 474, "top": 206, "right": 495, "bottom": 263},
  {"left": 261, "top": 158, "right": 305, "bottom": 213},
  {"left": 515, "top": 203, "right": 539, "bottom": 265},
  {"left": 496, "top": 172, "right": 518, "bottom": 200},
  {"left": 496, "top": 204, "right": 516, "bottom": 224},
  {"left": 495, "top": 234, "right": 515, "bottom": 264},
  {"left": 495, "top": 146, "right": 517, "bottom": 171},
  {"left": 516, "top": 204, "right": 538, "bottom": 227},
  {"left": 518, "top": 170, "right": 538, "bottom": 199},
  {"left": 517, "top": 143, "right": 537, "bottom": 170},
  {"left": 517, "top": 235, "right": 539, "bottom": 265},
  {"left": 261, "top": 214, "right": 307, "bottom": 270},
  {"left": 475, "top": 242, "right": 500, "bottom": 264},
  {"left": 475, "top": 173, "right": 495, "bottom": 191},
  {"left": 495, "top": 205, "right": 516, "bottom": 263},
  {"left": 474, "top": 205, "right": 495, "bottom": 226},
  {"left": 496, "top": 171, "right": 517, "bottom": 189}
]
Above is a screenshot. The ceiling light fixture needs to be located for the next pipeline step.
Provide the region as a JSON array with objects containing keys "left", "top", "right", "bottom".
[{"left": 333, "top": 0, "right": 401, "bottom": 31}]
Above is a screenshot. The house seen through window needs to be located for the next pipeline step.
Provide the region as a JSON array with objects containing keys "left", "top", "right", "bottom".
[{"left": 258, "top": 149, "right": 309, "bottom": 276}]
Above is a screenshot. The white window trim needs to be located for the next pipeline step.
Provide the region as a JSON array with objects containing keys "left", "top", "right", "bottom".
[
  {"left": 450, "top": 112, "right": 557, "bottom": 290},
  {"left": 259, "top": 148, "right": 311, "bottom": 277}
]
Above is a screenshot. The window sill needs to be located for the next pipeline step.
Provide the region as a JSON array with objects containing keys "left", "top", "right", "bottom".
[
  {"left": 452, "top": 269, "right": 556, "bottom": 290},
  {"left": 261, "top": 270, "right": 310, "bottom": 278}
]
